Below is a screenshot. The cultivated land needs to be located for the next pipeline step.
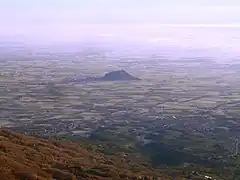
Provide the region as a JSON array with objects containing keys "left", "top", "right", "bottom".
[{"left": 0, "top": 50, "right": 240, "bottom": 179}]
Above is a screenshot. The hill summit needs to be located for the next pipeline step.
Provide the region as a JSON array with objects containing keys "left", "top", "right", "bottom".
[
  {"left": 62, "top": 70, "right": 140, "bottom": 84},
  {"left": 100, "top": 70, "right": 140, "bottom": 81}
]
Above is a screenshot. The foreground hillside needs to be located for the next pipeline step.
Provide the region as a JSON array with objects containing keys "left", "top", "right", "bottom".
[{"left": 0, "top": 129, "right": 172, "bottom": 180}]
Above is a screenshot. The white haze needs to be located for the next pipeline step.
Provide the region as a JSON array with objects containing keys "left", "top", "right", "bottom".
[{"left": 0, "top": 0, "right": 240, "bottom": 62}]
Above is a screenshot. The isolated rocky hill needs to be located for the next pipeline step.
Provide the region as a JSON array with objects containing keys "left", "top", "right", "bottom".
[
  {"left": 63, "top": 70, "right": 140, "bottom": 84},
  {"left": 99, "top": 70, "right": 140, "bottom": 81}
]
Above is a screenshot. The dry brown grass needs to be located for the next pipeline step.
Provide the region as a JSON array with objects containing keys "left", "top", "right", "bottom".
[{"left": 0, "top": 129, "right": 166, "bottom": 180}]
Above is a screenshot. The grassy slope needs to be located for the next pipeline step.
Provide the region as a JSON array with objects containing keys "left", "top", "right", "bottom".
[{"left": 0, "top": 129, "right": 172, "bottom": 180}]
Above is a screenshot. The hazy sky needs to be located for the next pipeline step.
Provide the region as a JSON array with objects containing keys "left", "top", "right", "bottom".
[
  {"left": 1, "top": 0, "right": 240, "bottom": 25},
  {"left": 0, "top": 0, "right": 240, "bottom": 51}
]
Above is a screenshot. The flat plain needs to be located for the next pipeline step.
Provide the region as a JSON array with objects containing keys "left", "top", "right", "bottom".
[{"left": 1, "top": 54, "right": 240, "bottom": 179}]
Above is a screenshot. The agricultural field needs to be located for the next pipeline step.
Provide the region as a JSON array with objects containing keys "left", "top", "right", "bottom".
[{"left": 1, "top": 54, "right": 240, "bottom": 179}]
